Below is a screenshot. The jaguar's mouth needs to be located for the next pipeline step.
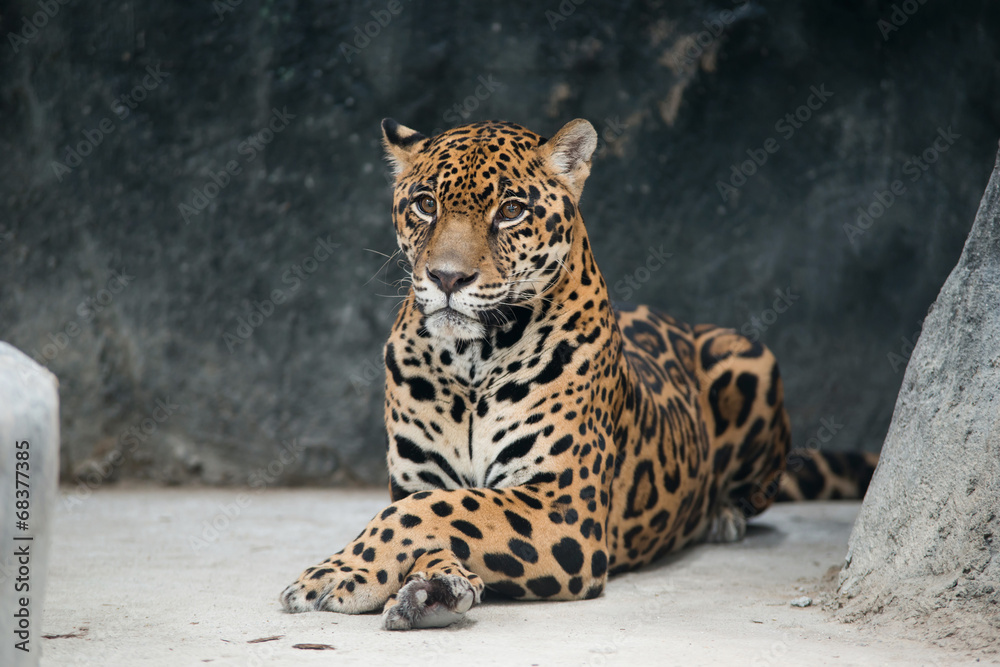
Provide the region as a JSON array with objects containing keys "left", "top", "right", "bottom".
[
  {"left": 430, "top": 306, "right": 476, "bottom": 324},
  {"left": 423, "top": 307, "right": 486, "bottom": 341},
  {"left": 418, "top": 296, "right": 524, "bottom": 340}
]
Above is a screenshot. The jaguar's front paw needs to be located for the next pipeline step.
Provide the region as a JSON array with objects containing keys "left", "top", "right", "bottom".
[
  {"left": 280, "top": 562, "right": 388, "bottom": 614},
  {"left": 382, "top": 574, "right": 479, "bottom": 631},
  {"left": 280, "top": 581, "right": 318, "bottom": 613}
]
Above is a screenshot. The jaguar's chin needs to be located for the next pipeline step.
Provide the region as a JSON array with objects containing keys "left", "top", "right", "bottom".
[{"left": 424, "top": 308, "right": 486, "bottom": 341}]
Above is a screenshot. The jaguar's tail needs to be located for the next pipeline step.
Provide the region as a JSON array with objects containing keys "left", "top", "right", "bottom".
[{"left": 776, "top": 449, "right": 880, "bottom": 501}]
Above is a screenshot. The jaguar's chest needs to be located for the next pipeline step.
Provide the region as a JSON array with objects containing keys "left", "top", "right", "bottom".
[{"left": 384, "top": 317, "right": 602, "bottom": 491}]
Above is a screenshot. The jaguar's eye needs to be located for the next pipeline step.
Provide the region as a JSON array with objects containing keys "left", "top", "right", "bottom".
[
  {"left": 500, "top": 201, "right": 523, "bottom": 220},
  {"left": 415, "top": 195, "right": 437, "bottom": 216}
]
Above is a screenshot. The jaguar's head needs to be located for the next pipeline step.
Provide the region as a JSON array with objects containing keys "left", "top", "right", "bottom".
[{"left": 382, "top": 118, "right": 598, "bottom": 340}]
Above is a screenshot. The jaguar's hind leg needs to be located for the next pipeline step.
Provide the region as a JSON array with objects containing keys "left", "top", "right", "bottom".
[{"left": 703, "top": 503, "right": 747, "bottom": 543}]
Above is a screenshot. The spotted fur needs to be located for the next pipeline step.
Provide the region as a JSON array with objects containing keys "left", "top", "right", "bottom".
[
  {"left": 778, "top": 449, "right": 879, "bottom": 501},
  {"left": 280, "top": 118, "right": 869, "bottom": 630}
]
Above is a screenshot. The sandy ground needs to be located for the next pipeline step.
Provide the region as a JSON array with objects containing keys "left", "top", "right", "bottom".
[{"left": 37, "top": 487, "right": 991, "bottom": 666}]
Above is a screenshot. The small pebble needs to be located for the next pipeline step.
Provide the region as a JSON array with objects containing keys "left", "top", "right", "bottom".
[{"left": 790, "top": 596, "right": 813, "bottom": 608}]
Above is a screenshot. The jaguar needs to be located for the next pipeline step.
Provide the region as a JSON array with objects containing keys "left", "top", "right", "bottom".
[{"left": 280, "top": 118, "right": 876, "bottom": 630}]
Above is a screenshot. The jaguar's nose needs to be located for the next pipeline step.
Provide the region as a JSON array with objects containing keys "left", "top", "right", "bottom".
[{"left": 426, "top": 267, "right": 479, "bottom": 296}]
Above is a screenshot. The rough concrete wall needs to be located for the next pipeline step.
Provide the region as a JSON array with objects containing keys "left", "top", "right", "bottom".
[
  {"left": 838, "top": 146, "right": 1000, "bottom": 648},
  {"left": 0, "top": 1, "right": 998, "bottom": 485}
]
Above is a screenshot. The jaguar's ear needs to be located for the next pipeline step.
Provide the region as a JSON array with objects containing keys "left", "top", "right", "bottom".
[
  {"left": 539, "top": 119, "right": 598, "bottom": 200},
  {"left": 381, "top": 118, "right": 427, "bottom": 178}
]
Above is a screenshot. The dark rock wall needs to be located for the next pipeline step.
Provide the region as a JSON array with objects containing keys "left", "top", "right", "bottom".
[{"left": 1, "top": 0, "right": 998, "bottom": 485}]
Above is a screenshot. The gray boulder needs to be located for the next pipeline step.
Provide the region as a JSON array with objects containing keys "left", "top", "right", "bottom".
[{"left": 838, "top": 145, "right": 1000, "bottom": 648}]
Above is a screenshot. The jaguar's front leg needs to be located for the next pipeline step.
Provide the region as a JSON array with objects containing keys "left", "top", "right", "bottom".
[
  {"left": 280, "top": 483, "right": 610, "bottom": 630},
  {"left": 278, "top": 498, "right": 448, "bottom": 617}
]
